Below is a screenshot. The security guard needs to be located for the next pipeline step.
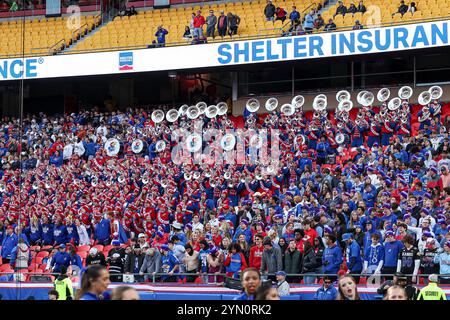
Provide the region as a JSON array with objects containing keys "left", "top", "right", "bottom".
[
  {"left": 54, "top": 266, "right": 74, "bottom": 300},
  {"left": 417, "top": 274, "right": 447, "bottom": 300}
]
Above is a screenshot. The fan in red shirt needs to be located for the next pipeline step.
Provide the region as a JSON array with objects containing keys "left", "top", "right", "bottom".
[
  {"left": 302, "top": 219, "right": 318, "bottom": 245},
  {"left": 249, "top": 234, "right": 264, "bottom": 269}
]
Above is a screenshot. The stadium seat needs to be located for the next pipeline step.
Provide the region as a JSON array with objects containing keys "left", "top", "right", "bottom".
[
  {"left": 93, "top": 244, "right": 104, "bottom": 252},
  {"left": 36, "top": 251, "right": 49, "bottom": 258},
  {"left": 78, "top": 251, "right": 88, "bottom": 259},
  {"left": 77, "top": 245, "right": 91, "bottom": 252}
]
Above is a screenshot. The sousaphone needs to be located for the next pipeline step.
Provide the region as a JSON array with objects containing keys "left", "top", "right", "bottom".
[
  {"left": 265, "top": 97, "right": 278, "bottom": 112},
  {"left": 186, "top": 133, "right": 202, "bottom": 153},
  {"left": 151, "top": 110, "right": 165, "bottom": 124},
  {"left": 131, "top": 139, "right": 143, "bottom": 154},
  {"left": 166, "top": 109, "right": 180, "bottom": 123},
  {"left": 220, "top": 133, "right": 236, "bottom": 151},
  {"left": 246, "top": 98, "right": 260, "bottom": 113},
  {"left": 216, "top": 102, "right": 228, "bottom": 116},
  {"left": 155, "top": 140, "right": 166, "bottom": 152}
]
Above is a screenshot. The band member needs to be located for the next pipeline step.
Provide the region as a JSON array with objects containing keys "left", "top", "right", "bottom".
[{"left": 366, "top": 118, "right": 381, "bottom": 148}]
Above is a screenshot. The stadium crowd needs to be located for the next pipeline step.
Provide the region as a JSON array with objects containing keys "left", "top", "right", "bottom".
[{"left": 0, "top": 87, "right": 449, "bottom": 294}]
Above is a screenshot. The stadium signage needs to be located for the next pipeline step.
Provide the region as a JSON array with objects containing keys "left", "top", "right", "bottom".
[
  {"left": 0, "top": 58, "right": 39, "bottom": 79},
  {"left": 0, "top": 20, "right": 448, "bottom": 81},
  {"left": 217, "top": 21, "right": 448, "bottom": 64}
]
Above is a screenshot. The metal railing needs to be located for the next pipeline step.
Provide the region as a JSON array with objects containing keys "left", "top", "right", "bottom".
[{"left": 1, "top": 271, "right": 449, "bottom": 285}]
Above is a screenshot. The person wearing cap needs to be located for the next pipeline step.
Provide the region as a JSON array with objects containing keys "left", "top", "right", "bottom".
[
  {"left": 108, "top": 239, "right": 126, "bottom": 260},
  {"left": 377, "top": 272, "right": 420, "bottom": 300},
  {"left": 53, "top": 266, "right": 74, "bottom": 300},
  {"left": 86, "top": 247, "right": 107, "bottom": 267},
  {"left": 417, "top": 274, "right": 447, "bottom": 300},
  {"left": 275, "top": 271, "right": 290, "bottom": 296},
  {"left": 124, "top": 244, "right": 145, "bottom": 281},
  {"left": 50, "top": 244, "right": 71, "bottom": 273},
  {"left": 433, "top": 240, "right": 450, "bottom": 284},
  {"left": 171, "top": 221, "right": 187, "bottom": 246},
  {"left": 233, "top": 219, "right": 252, "bottom": 244},
  {"left": 106, "top": 252, "right": 124, "bottom": 282},
  {"left": 382, "top": 230, "right": 404, "bottom": 280},
  {"left": 160, "top": 244, "right": 180, "bottom": 282},
  {"left": 1, "top": 226, "right": 18, "bottom": 264},
  {"left": 342, "top": 233, "right": 363, "bottom": 282},
  {"left": 137, "top": 233, "right": 147, "bottom": 248}
]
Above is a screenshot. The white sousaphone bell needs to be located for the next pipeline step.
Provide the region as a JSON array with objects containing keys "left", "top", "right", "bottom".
[
  {"left": 184, "top": 172, "right": 192, "bottom": 181},
  {"left": 142, "top": 176, "right": 150, "bottom": 185},
  {"left": 388, "top": 97, "right": 402, "bottom": 111},
  {"left": 187, "top": 105, "right": 200, "bottom": 120},
  {"left": 205, "top": 105, "right": 219, "bottom": 119},
  {"left": 91, "top": 176, "right": 98, "bottom": 187},
  {"left": 336, "top": 90, "right": 350, "bottom": 103},
  {"left": 193, "top": 172, "right": 201, "bottom": 180},
  {"left": 105, "top": 138, "right": 120, "bottom": 156},
  {"left": 338, "top": 99, "right": 353, "bottom": 112},
  {"left": 118, "top": 175, "right": 126, "bottom": 184},
  {"left": 418, "top": 90, "right": 432, "bottom": 106},
  {"left": 155, "top": 140, "right": 166, "bottom": 152},
  {"left": 216, "top": 102, "right": 228, "bottom": 116},
  {"left": 196, "top": 102, "right": 208, "bottom": 115},
  {"left": 224, "top": 172, "right": 232, "bottom": 180},
  {"left": 360, "top": 91, "right": 374, "bottom": 107},
  {"left": 265, "top": 97, "right": 279, "bottom": 112},
  {"left": 429, "top": 85, "right": 443, "bottom": 100},
  {"left": 280, "top": 103, "right": 295, "bottom": 116},
  {"left": 246, "top": 98, "right": 260, "bottom": 113},
  {"left": 166, "top": 109, "right": 180, "bottom": 123},
  {"left": 151, "top": 109, "right": 165, "bottom": 124},
  {"left": 220, "top": 133, "right": 236, "bottom": 151},
  {"left": 178, "top": 104, "right": 189, "bottom": 116},
  {"left": 186, "top": 133, "right": 202, "bottom": 153},
  {"left": 266, "top": 164, "right": 275, "bottom": 175},
  {"left": 398, "top": 86, "right": 413, "bottom": 100},
  {"left": 131, "top": 139, "right": 143, "bottom": 154},
  {"left": 377, "top": 88, "right": 391, "bottom": 102},
  {"left": 313, "top": 94, "right": 327, "bottom": 111},
  {"left": 291, "top": 95, "right": 305, "bottom": 109}
]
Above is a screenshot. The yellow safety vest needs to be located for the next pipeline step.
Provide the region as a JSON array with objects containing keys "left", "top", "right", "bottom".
[
  {"left": 417, "top": 283, "right": 447, "bottom": 300},
  {"left": 54, "top": 277, "right": 74, "bottom": 300}
]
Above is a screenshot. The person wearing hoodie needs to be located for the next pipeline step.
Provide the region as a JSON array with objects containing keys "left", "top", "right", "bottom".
[
  {"left": 322, "top": 235, "right": 343, "bottom": 281},
  {"left": 53, "top": 217, "right": 68, "bottom": 246},
  {"left": 1, "top": 226, "right": 18, "bottom": 264},
  {"left": 10, "top": 238, "right": 31, "bottom": 271},
  {"left": 54, "top": 266, "right": 74, "bottom": 300},
  {"left": 224, "top": 243, "right": 248, "bottom": 279},
  {"left": 382, "top": 230, "right": 404, "bottom": 280},
  {"left": 124, "top": 245, "right": 145, "bottom": 282},
  {"left": 260, "top": 237, "right": 282, "bottom": 281},
  {"left": 249, "top": 234, "right": 264, "bottom": 270},
  {"left": 363, "top": 233, "right": 384, "bottom": 275},
  {"left": 51, "top": 244, "right": 71, "bottom": 273}
]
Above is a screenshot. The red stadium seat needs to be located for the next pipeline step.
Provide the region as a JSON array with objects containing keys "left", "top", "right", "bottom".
[
  {"left": 28, "top": 263, "right": 38, "bottom": 272},
  {"left": 78, "top": 251, "right": 88, "bottom": 259},
  {"left": 0, "top": 264, "right": 13, "bottom": 272},
  {"left": 36, "top": 251, "right": 49, "bottom": 258},
  {"left": 35, "top": 257, "right": 44, "bottom": 264},
  {"left": 38, "top": 264, "right": 47, "bottom": 271},
  {"left": 41, "top": 245, "right": 53, "bottom": 251},
  {"left": 77, "top": 245, "right": 90, "bottom": 252},
  {"left": 103, "top": 245, "right": 113, "bottom": 253},
  {"left": 93, "top": 245, "right": 104, "bottom": 252}
]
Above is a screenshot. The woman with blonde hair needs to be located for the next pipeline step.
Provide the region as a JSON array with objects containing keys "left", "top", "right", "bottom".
[{"left": 336, "top": 275, "right": 361, "bottom": 300}]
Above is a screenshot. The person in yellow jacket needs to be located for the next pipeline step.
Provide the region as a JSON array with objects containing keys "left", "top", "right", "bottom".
[
  {"left": 417, "top": 274, "right": 447, "bottom": 300},
  {"left": 54, "top": 266, "right": 74, "bottom": 300}
]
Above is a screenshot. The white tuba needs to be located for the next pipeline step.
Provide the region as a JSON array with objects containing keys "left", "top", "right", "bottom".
[
  {"left": 388, "top": 97, "right": 402, "bottom": 111},
  {"left": 151, "top": 110, "right": 165, "bottom": 124},
  {"left": 280, "top": 104, "right": 295, "bottom": 116},
  {"left": 220, "top": 133, "right": 236, "bottom": 151},
  {"left": 184, "top": 172, "right": 192, "bottom": 181},
  {"left": 336, "top": 133, "right": 345, "bottom": 145},
  {"left": 196, "top": 102, "right": 208, "bottom": 115},
  {"left": 246, "top": 98, "right": 260, "bottom": 113},
  {"left": 205, "top": 105, "right": 219, "bottom": 119},
  {"left": 178, "top": 104, "right": 189, "bottom": 116},
  {"left": 224, "top": 172, "right": 232, "bottom": 180},
  {"left": 155, "top": 140, "right": 166, "bottom": 152},
  {"left": 377, "top": 88, "right": 391, "bottom": 102},
  {"left": 166, "top": 109, "right": 180, "bottom": 123},
  {"left": 313, "top": 95, "right": 327, "bottom": 111},
  {"left": 291, "top": 95, "right": 305, "bottom": 109},
  {"left": 360, "top": 91, "right": 374, "bottom": 107},
  {"left": 216, "top": 102, "right": 228, "bottom": 115},
  {"left": 418, "top": 91, "right": 432, "bottom": 106},
  {"left": 338, "top": 99, "right": 353, "bottom": 112},
  {"left": 186, "top": 133, "right": 202, "bottom": 152},
  {"left": 186, "top": 105, "right": 200, "bottom": 120},
  {"left": 429, "top": 86, "right": 443, "bottom": 100},
  {"left": 265, "top": 97, "right": 279, "bottom": 112},
  {"left": 336, "top": 90, "right": 350, "bottom": 103},
  {"left": 398, "top": 86, "right": 413, "bottom": 100}
]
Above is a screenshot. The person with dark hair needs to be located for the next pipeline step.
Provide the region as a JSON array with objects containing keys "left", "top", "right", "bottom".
[
  {"left": 333, "top": 1, "right": 347, "bottom": 17},
  {"left": 323, "top": 235, "right": 343, "bottom": 281},
  {"left": 217, "top": 10, "right": 228, "bottom": 38},
  {"left": 284, "top": 239, "right": 302, "bottom": 283},
  {"left": 323, "top": 18, "right": 337, "bottom": 32},
  {"left": 342, "top": 233, "right": 362, "bottom": 282},
  {"left": 392, "top": 0, "right": 408, "bottom": 17},
  {"left": 255, "top": 282, "right": 280, "bottom": 300},
  {"left": 160, "top": 244, "right": 180, "bottom": 282},
  {"left": 51, "top": 244, "right": 71, "bottom": 273},
  {"left": 111, "top": 286, "right": 140, "bottom": 300},
  {"left": 377, "top": 272, "right": 420, "bottom": 300},
  {"left": 397, "top": 234, "right": 420, "bottom": 283},
  {"left": 48, "top": 290, "right": 59, "bottom": 300},
  {"left": 336, "top": 275, "right": 361, "bottom": 300},
  {"left": 76, "top": 265, "right": 111, "bottom": 300},
  {"left": 224, "top": 243, "right": 248, "bottom": 278},
  {"left": 54, "top": 266, "right": 74, "bottom": 300},
  {"left": 234, "top": 268, "right": 261, "bottom": 300},
  {"left": 362, "top": 233, "right": 384, "bottom": 276},
  {"left": 313, "top": 276, "right": 338, "bottom": 300},
  {"left": 260, "top": 238, "right": 283, "bottom": 281}
]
